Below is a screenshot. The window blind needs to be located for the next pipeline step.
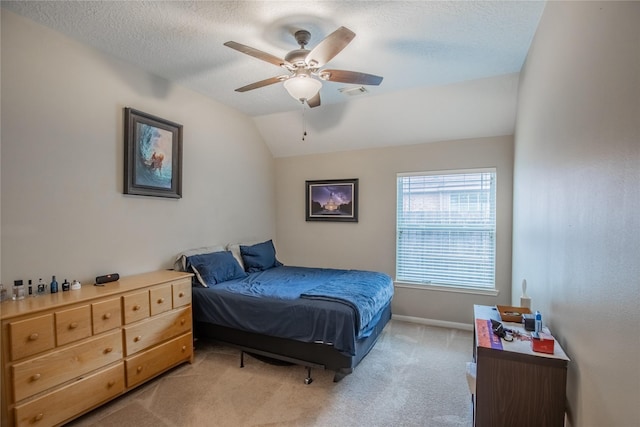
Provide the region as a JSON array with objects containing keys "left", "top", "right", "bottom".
[{"left": 396, "top": 169, "right": 496, "bottom": 289}]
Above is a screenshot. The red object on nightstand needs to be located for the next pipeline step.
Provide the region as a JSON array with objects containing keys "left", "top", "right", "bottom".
[{"left": 531, "top": 332, "right": 555, "bottom": 354}]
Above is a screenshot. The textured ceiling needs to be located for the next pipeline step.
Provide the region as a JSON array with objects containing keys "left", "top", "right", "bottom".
[{"left": 2, "top": 1, "right": 546, "bottom": 156}]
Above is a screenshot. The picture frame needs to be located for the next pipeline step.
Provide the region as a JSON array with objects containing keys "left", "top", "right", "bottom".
[
  {"left": 124, "top": 107, "right": 183, "bottom": 198},
  {"left": 306, "top": 178, "right": 358, "bottom": 222}
]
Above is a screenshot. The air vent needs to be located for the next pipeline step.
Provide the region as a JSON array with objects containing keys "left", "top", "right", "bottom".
[{"left": 338, "top": 86, "right": 368, "bottom": 96}]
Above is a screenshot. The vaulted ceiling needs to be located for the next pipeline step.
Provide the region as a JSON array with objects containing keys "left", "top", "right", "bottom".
[{"left": 1, "top": 1, "right": 546, "bottom": 157}]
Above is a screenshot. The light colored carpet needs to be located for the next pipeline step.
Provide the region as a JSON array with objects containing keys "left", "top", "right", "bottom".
[{"left": 67, "top": 320, "right": 473, "bottom": 427}]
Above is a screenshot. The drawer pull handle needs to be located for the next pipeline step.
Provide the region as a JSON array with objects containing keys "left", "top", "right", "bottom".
[
  {"left": 104, "top": 347, "right": 113, "bottom": 353},
  {"left": 34, "top": 413, "right": 44, "bottom": 422},
  {"left": 107, "top": 380, "right": 116, "bottom": 387},
  {"left": 134, "top": 336, "right": 142, "bottom": 342},
  {"left": 133, "top": 305, "right": 141, "bottom": 311},
  {"left": 182, "top": 345, "right": 187, "bottom": 352},
  {"left": 157, "top": 298, "right": 164, "bottom": 304},
  {"left": 136, "top": 366, "right": 143, "bottom": 373},
  {"left": 103, "top": 312, "right": 112, "bottom": 319},
  {"left": 69, "top": 322, "right": 79, "bottom": 329},
  {"left": 29, "top": 333, "right": 39, "bottom": 341},
  {"left": 31, "top": 373, "right": 41, "bottom": 381},
  {"left": 180, "top": 319, "right": 185, "bottom": 325},
  {"left": 178, "top": 292, "right": 185, "bottom": 298}
]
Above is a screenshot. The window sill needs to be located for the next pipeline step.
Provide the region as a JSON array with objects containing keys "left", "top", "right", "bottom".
[{"left": 394, "top": 281, "right": 500, "bottom": 296}]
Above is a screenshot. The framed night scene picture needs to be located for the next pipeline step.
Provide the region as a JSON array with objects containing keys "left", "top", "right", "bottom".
[
  {"left": 124, "top": 108, "right": 183, "bottom": 198},
  {"left": 306, "top": 178, "right": 358, "bottom": 222}
]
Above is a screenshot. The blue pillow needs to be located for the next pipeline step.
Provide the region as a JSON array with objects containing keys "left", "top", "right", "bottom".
[
  {"left": 240, "top": 240, "right": 283, "bottom": 273},
  {"left": 186, "top": 251, "right": 247, "bottom": 287}
]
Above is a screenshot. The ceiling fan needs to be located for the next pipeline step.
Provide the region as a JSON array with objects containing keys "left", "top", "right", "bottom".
[{"left": 224, "top": 26, "right": 383, "bottom": 108}]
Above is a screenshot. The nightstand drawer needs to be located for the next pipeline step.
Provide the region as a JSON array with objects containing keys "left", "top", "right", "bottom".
[
  {"left": 55, "top": 305, "right": 91, "bottom": 346},
  {"left": 12, "top": 330, "right": 122, "bottom": 401},
  {"left": 92, "top": 298, "right": 122, "bottom": 334},
  {"left": 123, "top": 306, "right": 191, "bottom": 356},
  {"left": 9, "top": 314, "right": 55, "bottom": 361},
  {"left": 14, "top": 362, "right": 124, "bottom": 427},
  {"left": 125, "top": 332, "right": 192, "bottom": 388},
  {"left": 122, "top": 290, "right": 150, "bottom": 324},
  {"left": 172, "top": 279, "right": 191, "bottom": 308}
]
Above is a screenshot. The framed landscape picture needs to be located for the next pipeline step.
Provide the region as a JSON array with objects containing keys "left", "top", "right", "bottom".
[
  {"left": 124, "top": 108, "right": 183, "bottom": 198},
  {"left": 306, "top": 178, "right": 358, "bottom": 222}
]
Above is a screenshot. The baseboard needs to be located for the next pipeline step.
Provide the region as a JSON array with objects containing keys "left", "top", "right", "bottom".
[{"left": 392, "top": 314, "right": 474, "bottom": 331}]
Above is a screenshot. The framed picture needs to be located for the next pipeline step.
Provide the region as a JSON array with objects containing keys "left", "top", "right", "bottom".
[
  {"left": 124, "top": 107, "right": 183, "bottom": 198},
  {"left": 306, "top": 178, "right": 358, "bottom": 222}
]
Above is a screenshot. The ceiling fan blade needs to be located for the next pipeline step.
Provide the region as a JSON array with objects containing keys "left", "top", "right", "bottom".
[
  {"left": 305, "top": 26, "right": 355, "bottom": 68},
  {"left": 320, "top": 69, "right": 383, "bottom": 86},
  {"left": 224, "top": 41, "right": 288, "bottom": 68},
  {"left": 235, "top": 75, "right": 288, "bottom": 92},
  {"left": 307, "top": 92, "right": 321, "bottom": 108}
]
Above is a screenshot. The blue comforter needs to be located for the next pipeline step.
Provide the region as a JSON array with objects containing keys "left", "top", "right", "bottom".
[
  {"left": 192, "top": 266, "right": 394, "bottom": 355},
  {"left": 300, "top": 269, "right": 394, "bottom": 335}
]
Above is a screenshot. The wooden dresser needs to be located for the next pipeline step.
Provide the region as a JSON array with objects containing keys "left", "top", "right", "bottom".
[{"left": 1, "top": 270, "right": 193, "bottom": 427}]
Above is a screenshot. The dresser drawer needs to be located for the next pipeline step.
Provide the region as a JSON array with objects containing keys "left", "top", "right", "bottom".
[
  {"left": 55, "top": 305, "right": 91, "bottom": 346},
  {"left": 172, "top": 279, "right": 191, "bottom": 308},
  {"left": 149, "top": 284, "right": 172, "bottom": 316},
  {"left": 92, "top": 298, "right": 122, "bottom": 334},
  {"left": 14, "top": 362, "right": 124, "bottom": 427},
  {"left": 122, "top": 290, "right": 150, "bottom": 324},
  {"left": 123, "top": 306, "right": 191, "bottom": 356},
  {"left": 9, "top": 314, "right": 55, "bottom": 361},
  {"left": 11, "top": 330, "right": 123, "bottom": 402},
  {"left": 125, "top": 332, "right": 192, "bottom": 388}
]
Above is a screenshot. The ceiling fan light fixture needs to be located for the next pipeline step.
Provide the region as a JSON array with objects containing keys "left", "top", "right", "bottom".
[{"left": 283, "top": 76, "right": 322, "bottom": 101}]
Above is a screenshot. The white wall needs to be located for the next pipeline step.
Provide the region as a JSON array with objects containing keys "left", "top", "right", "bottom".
[
  {"left": 1, "top": 10, "right": 276, "bottom": 285},
  {"left": 275, "top": 135, "right": 513, "bottom": 325},
  {"left": 513, "top": 1, "right": 640, "bottom": 426}
]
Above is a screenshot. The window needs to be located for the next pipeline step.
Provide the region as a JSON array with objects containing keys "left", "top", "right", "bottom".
[{"left": 396, "top": 169, "right": 496, "bottom": 289}]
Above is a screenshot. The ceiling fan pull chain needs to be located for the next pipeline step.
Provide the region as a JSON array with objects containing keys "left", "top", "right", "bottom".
[{"left": 301, "top": 100, "right": 307, "bottom": 142}]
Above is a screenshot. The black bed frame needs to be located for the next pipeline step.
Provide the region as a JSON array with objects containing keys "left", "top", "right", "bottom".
[{"left": 194, "top": 303, "right": 392, "bottom": 384}]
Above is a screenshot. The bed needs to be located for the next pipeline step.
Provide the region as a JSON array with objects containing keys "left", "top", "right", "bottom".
[{"left": 177, "top": 240, "right": 394, "bottom": 383}]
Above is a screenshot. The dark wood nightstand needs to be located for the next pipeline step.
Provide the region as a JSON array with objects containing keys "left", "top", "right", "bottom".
[{"left": 472, "top": 304, "right": 570, "bottom": 427}]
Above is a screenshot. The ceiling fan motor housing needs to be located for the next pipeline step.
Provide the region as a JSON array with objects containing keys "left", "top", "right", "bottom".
[
  {"left": 284, "top": 30, "right": 314, "bottom": 68},
  {"left": 285, "top": 49, "right": 310, "bottom": 67}
]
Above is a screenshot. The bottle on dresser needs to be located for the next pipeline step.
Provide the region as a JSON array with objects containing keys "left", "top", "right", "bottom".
[
  {"left": 37, "top": 278, "right": 47, "bottom": 295},
  {"left": 50, "top": 275, "right": 59, "bottom": 293}
]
